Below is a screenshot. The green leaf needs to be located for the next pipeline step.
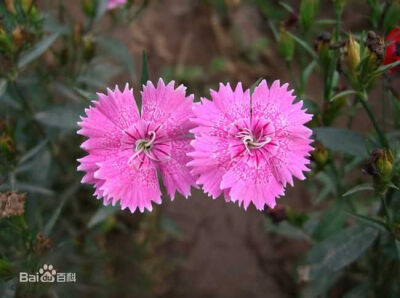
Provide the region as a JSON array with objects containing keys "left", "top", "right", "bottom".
[
  {"left": 18, "top": 33, "right": 60, "bottom": 69},
  {"left": 160, "top": 215, "right": 182, "bottom": 238},
  {"left": 268, "top": 20, "right": 279, "bottom": 41},
  {"left": 278, "top": 1, "right": 294, "bottom": 13},
  {"left": 74, "top": 88, "right": 98, "bottom": 101},
  {"left": 95, "top": 0, "right": 108, "bottom": 19},
  {"left": 342, "top": 211, "right": 387, "bottom": 231},
  {"left": 0, "top": 259, "right": 12, "bottom": 278},
  {"left": 141, "top": 50, "right": 149, "bottom": 88},
  {"left": 313, "top": 127, "right": 368, "bottom": 157},
  {"left": 342, "top": 183, "right": 374, "bottom": 197},
  {"left": 312, "top": 205, "right": 346, "bottom": 241},
  {"left": 315, "top": 19, "right": 337, "bottom": 25},
  {"left": 302, "top": 98, "right": 320, "bottom": 115},
  {"left": 35, "top": 105, "right": 83, "bottom": 130},
  {"left": 250, "top": 77, "right": 263, "bottom": 94},
  {"left": 287, "top": 31, "right": 318, "bottom": 59},
  {"left": 0, "top": 279, "right": 16, "bottom": 298},
  {"left": 97, "top": 37, "right": 135, "bottom": 80},
  {"left": 314, "top": 172, "right": 336, "bottom": 203},
  {"left": 395, "top": 239, "right": 400, "bottom": 260},
  {"left": 18, "top": 140, "right": 48, "bottom": 165},
  {"left": 343, "top": 282, "right": 371, "bottom": 298},
  {"left": 0, "top": 79, "right": 7, "bottom": 98},
  {"left": 301, "top": 60, "right": 317, "bottom": 88},
  {"left": 9, "top": 183, "right": 54, "bottom": 196},
  {"left": 329, "top": 90, "right": 358, "bottom": 102},
  {"left": 369, "top": 61, "right": 400, "bottom": 78},
  {"left": 43, "top": 183, "right": 79, "bottom": 236},
  {"left": 306, "top": 224, "right": 379, "bottom": 280},
  {"left": 88, "top": 204, "right": 120, "bottom": 229},
  {"left": 265, "top": 219, "right": 311, "bottom": 241}
]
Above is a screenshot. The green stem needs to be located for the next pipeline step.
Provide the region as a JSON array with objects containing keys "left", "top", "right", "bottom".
[
  {"left": 379, "top": 193, "right": 390, "bottom": 222},
  {"left": 359, "top": 92, "right": 389, "bottom": 149}
]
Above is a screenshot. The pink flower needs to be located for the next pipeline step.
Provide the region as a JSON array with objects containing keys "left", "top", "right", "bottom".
[
  {"left": 187, "top": 80, "right": 313, "bottom": 210},
  {"left": 107, "top": 0, "right": 127, "bottom": 10},
  {"left": 77, "top": 80, "right": 196, "bottom": 212}
]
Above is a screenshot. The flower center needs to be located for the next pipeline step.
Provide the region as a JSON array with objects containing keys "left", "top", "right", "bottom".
[
  {"left": 236, "top": 128, "right": 271, "bottom": 154},
  {"left": 135, "top": 131, "right": 156, "bottom": 152},
  {"left": 128, "top": 131, "right": 157, "bottom": 165}
]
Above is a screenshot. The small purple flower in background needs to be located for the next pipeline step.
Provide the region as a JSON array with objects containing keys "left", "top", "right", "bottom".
[
  {"left": 77, "top": 79, "right": 196, "bottom": 212},
  {"left": 187, "top": 80, "right": 313, "bottom": 210},
  {"left": 107, "top": 0, "right": 127, "bottom": 10}
]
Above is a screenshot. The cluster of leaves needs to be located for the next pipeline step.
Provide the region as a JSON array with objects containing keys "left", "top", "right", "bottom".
[
  {"left": 0, "top": 1, "right": 180, "bottom": 297},
  {"left": 261, "top": 0, "right": 400, "bottom": 297}
]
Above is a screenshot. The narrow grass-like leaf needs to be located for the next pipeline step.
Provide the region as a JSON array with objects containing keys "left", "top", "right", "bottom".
[
  {"left": 287, "top": 32, "right": 318, "bottom": 59},
  {"left": 160, "top": 215, "right": 183, "bottom": 238},
  {"left": 279, "top": 1, "right": 294, "bottom": 13},
  {"left": 96, "top": 0, "right": 108, "bottom": 19},
  {"left": 35, "top": 105, "right": 83, "bottom": 130},
  {"left": 342, "top": 183, "right": 374, "bottom": 197},
  {"left": 306, "top": 224, "right": 379, "bottom": 280},
  {"left": 97, "top": 37, "right": 135, "bottom": 80},
  {"left": 313, "top": 127, "right": 368, "bottom": 157},
  {"left": 301, "top": 60, "right": 317, "bottom": 87},
  {"left": 0, "top": 79, "right": 7, "bottom": 98},
  {"left": 18, "top": 140, "right": 49, "bottom": 165},
  {"left": 74, "top": 88, "right": 98, "bottom": 101},
  {"left": 141, "top": 50, "right": 149, "bottom": 88},
  {"left": 371, "top": 60, "right": 400, "bottom": 77},
  {"left": 329, "top": 90, "right": 358, "bottom": 102},
  {"left": 342, "top": 211, "right": 387, "bottom": 231},
  {"left": 88, "top": 204, "right": 120, "bottom": 229},
  {"left": 44, "top": 183, "right": 79, "bottom": 236},
  {"left": 18, "top": 33, "right": 60, "bottom": 69},
  {"left": 250, "top": 77, "right": 262, "bottom": 94}
]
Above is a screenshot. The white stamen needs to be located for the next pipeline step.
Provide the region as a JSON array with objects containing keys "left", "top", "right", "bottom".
[
  {"left": 128, "top": 131, "right": 158, "bottom": 166},
  {"left": 236, "top": 129, "right": 271, "bottom": 154}
]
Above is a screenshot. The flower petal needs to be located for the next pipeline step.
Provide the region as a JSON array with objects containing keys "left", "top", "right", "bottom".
[{"left": 95, "top": 149, "right": 161, "bottom": 213}]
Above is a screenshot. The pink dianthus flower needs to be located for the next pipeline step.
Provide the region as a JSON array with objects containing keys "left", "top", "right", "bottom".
[
  {"left": 107, "top": 0, "right": 127, "bottom": 10},
  {"left": 77, "top": 79, "right": 196, "bottom": 212},
  {"left": 187, "top": 80, "right": 313, "bottom": 210}
]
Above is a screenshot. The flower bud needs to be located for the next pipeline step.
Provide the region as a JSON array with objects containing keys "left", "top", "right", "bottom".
[
  {"left": 278, "top": 26, "right": 295, "bottom": 62},
  {"left": 376, "top": 149, "right": 393, "bottom": 177},
  {"left": 265, "top": 205, "right": 286, "bottom": 224},
  {"left": 4, "top": 0, "right": 16, "bottom": 14},
  {"left": 83, "top": 35, "right": 96, "bottom": 61},
  {"left": 0, "top": 27, "right": 13, "bottom": 54},
  {"left": 365, "top": 30, "right": 385, "bottom": 71},
  {"left": 364, "top": 149, "right": 394, "bottom": 192},
  {"left": 344, "top": 33, "right": 360, "bottom": 74},
  {"left": 34, "top": 232, "right": 53, "bottom": 255},
  {"left": 315, "top": 32, "right": 332, "bottom": 70},
  {"left": 82, "top": 0, "right": 96, "bottom": 17},
  {"left": 0, "top": 131, "right": 14, "bottom": 158},
  {"left": 332, "top": 0, "right": 346, "bottom": 15},
  {"left": 21, "top": 0, "right": 33, "bottom": 12},
  {"left": 73, "top": 22, "right": 83, "bottom": 45},
  {"left": 314, "top": 32, "right": 331, "bottom": 52},
  {"left": 12, "top": 26, "right": 23, "bottom": 48},
  {"left": 0, "top": 191, "right": 25, "bottom": 218},
  {"left": 311, "top": 141, "right": 329, "bottom": 167},
  {"left": 300, "top": 0, "right": 319, "bottom": 32},
  {"left": 286, "top": 207, "right": 309, "bottom": 227}
]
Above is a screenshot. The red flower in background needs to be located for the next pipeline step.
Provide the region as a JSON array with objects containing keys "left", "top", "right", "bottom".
[{"left": 385, "top": 26, "right": 400, "bottom": 73}]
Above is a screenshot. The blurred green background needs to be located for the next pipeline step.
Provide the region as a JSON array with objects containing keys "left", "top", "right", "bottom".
[{"left": 1, "top": 0, "right": 400, "bottom": 297}]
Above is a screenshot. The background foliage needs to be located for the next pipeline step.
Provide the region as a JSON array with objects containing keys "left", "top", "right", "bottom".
[{"left": 1, "top": 0, "right": 400, "bottom": 297}]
